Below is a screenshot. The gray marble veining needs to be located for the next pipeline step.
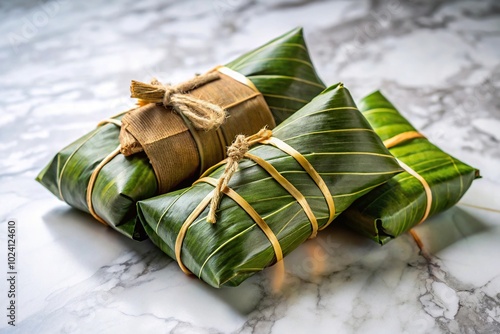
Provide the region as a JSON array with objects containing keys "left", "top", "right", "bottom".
[{"left": 0, "top": 0, "right": 499, "bottom": 333}]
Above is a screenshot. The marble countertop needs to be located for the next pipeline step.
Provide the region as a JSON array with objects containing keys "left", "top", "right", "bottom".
[{"left": 1, "top": 0, "right": 499, "bottom": 333}]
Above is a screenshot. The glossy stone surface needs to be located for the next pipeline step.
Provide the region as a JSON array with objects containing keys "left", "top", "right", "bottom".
[{"left": 1, "top": 0, "right": 499, "bottom": 333}]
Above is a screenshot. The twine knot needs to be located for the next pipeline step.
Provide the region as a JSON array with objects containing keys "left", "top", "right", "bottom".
[
  {"left": 162, "top": 84, "right": 176, "bottom": 106},
  {"left": 207, "top": 127, "right": 273, "bottom": 223},
  {"left": 227, "top": 135, "right": 249, "bottom": 161},
  {"left": 130, "top": 72, "right": 226, "bottom": 131}
]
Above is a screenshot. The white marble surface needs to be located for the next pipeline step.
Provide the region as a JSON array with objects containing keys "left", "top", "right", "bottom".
[{"left": 1, "top": 0, "right": 500, "bottom": 333}]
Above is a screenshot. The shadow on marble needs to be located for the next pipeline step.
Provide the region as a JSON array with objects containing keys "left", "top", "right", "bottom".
[
  {"left": 202, "top": 211, "right": 493, "bottom": 313},
  {"left": 414, "top": 206, "right": 493, "bottom": 254},
  {"left": 41, "top": 206, "right": 159, "bottom": 262},
  {"left": 191, "top": 225, "right": 399, "bottom": 313},
  {"left": 39, "top": 203, "right": 492, "bottom": 317}
]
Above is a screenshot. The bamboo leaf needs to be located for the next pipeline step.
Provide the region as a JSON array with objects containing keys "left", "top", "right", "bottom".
[
  {"left": 36, "top": 28, "right": 326, "bottom": 240},
  {"left": 137, "top": 84, "right": 403, "bottom": 288},
  {"left": 339, "top": 91, "right": 480, "bottom": 245}
]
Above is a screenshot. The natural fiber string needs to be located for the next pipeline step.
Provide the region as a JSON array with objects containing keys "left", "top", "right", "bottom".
[
  {"left": 214, "top": 65, "right": 259, "bottom": 92},
  {"left": 199, "top": 177, "right": 283, "bottom": 273},
  {"left": 207, "top": 129, "right": 335, "bottom": 235},
  {"left": 121, "top": 66, "right": 266, "bottom": 158},
  {"left": 175, "top": 177, "right": 283, "bottom": 276},
  {"left": 384, "top": 131, "right": 432, "bottom": 251},
  {"left": 122, "top": 66, "right": 274, "bottom": 195},
  {"left": 397, "top": 159, "right": 433, "bottom": 224},
  {"left": 383, "top": 131, "right": 425, "bottom": 148},
  {"left": 86, "top": 145, "right": 121, "bottom": 226},
  {"left": 97, "top": 118, "right": 123, "bottom": 127},
  {"left": 130, "top": 72, "right": 226, "bottom": 131},
  {"left": 408, "top": 229, "right": 428, "bottom": 259},
  {"left": 174, "top": 130, "right": 335, "bottom": 275},
  {"left": 207, "top": 128, "right": 273, "bottom": 223},
  {"left": 57, "top": 112, "right": 131, "bottom": 201},
  {"left": 384, "top": 132, "right": 432, "bottom": 224},
  {"left": 198, "top": 138, "right": 336, "bottom": 229},
  {"left": 262, "top": 137, "right": 336, "bottom": 231},
  {"left": 244, "top": 152, "right": 319, "bottom": 238},
  {"left": 383, "top": 131, "right": 499, "bottom": 250},
  {"left": 409, "top": 229, "right": 424, "bottom": 251},
  {"left": 61, "top": 67, "right": 267, "bottom": 227},
  {"left": 174, "top": 190, "right": 215, "bottom": 274},
  {"left": 85, "top": 119, "right": 123, "bottom": 226}
]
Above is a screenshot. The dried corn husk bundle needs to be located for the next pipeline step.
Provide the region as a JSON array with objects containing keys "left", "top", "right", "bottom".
[
  {"left": 340, "top": 91, "right": 480, "bottom": 245},
  {"left": 137, "top": 84, "right": 403, "bottom": 288},
  {"left": 36, "top": 28, "right": 325, "bottom": 240}
]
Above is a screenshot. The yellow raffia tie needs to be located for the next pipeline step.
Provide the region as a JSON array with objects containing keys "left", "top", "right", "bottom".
[
  {"left": 206, "top": 129, "right": 335, "bottom": 236},
  {"left": 384, "top": 131, "right": 498, "bottom": 250},
  {"left": 245, "top": 152, "right": 320, "bottom": 238},
  {"left": 383, "top": 131, "right": 425, "bottom": 148},
  {"left": 198, "top": 137, "right": 336, "bottom": 232},
  {"left": 207, "top": 128, "right": 273, "bottom": 223},
  {"left": 62, "top": 67, "right": 264, "bottom": 228},
  {"left": 206, "top": 128, "right": 336, "bottom": 233},
  {"left": 175, "top": 177, "right": 284, "bottom": 276},
  {"left": 85, "top": 119, "right": 124, "bottom": 226},
  {"left": 86, "top": 146, "right": 121, "bottom": 226},
  {"left": 262, "top": 137, "right": 336, "bottom": 231},
  {"left": 384, "top": 131, "right": 432, "bottom": 225},
  {"left": 57, "top": 109, "right": 133, "bottom": 203},
  {"left": 174, "top": 128, "right": 335, "bottom": 275},
  {"left": 214, "top": 65, "right": 259, "bottom": 92},
  {"left": 396, "top": 158, "right": 432, "bottom": 224}
]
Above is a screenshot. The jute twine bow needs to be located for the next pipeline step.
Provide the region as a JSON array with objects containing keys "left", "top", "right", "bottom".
[
  {"left": 130, "top": 72, "right": 226, "bottom": 131},
  {"left": 207, "top": 127, "right": 273, "bottom": 223}
]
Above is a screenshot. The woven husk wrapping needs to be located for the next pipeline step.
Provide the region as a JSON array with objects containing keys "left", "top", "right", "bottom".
[
  {"left": 119, "top": 70, "right": 275, "bottom": 193},
  {"left": 137, "top": 84, "right": 403, "bottom": 288},
  {"left": 36, "top": 28, "right": 325, "bottom": 240},
  {"left": 339, "top": 91, "right": 480, "bottom": 245}
]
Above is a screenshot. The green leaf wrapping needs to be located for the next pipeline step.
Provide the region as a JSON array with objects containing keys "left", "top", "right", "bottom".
[
  {"left": 36, "top": 28, "right": 325, "bottom": 240},
  {"left": 339, "top": 91, "right": 480, "bottom": 245},
  {"left": 225, "top": 28, "right": 324, "bottom": 124},
  {"left": 137, "top": 84, "right": 403, "bottom": 288}
]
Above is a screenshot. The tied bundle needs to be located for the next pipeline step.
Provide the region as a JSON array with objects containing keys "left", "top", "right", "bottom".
[
  {"left": 137, "top": 84, "right": 403, "bottom": 288},
  {"left": 36, "top": 28, "right": 325, "bottom": 240},
  {"left": 121, "top": 72, "right": 227, "bottom": 156},
  {"left": 85, "top": 65, "right": 275, "bottom": 228},
  {"left": 340, "top": 91, "right": 480, "bottom": 245}
]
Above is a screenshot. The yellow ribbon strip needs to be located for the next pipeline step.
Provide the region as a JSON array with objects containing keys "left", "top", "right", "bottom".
[
  {"left": 409, "top": 229, "right": 424, "bottom": 251},
  {"left": 207, "top": 128, "right": 273, "bottom": 223},
  {"left": 262, "top": 137, "right": 336, "bottom": 230},
  {"left": 175, "top": 177, "right": 283, "bottom": 276},
  {"left": 396, "top": 159, "right": 432, "bottom": 224},
  {"left": 174, "top": 133, "right": 334, "bottom": 275},
  {"left": 214, "top": 66, "right": 259, "bottom": 92},
  {"left": 383, "top": 131, "right": 432, "bottom": 225},
  {"left": 244, "top": 152, "right": 319, "bottom": 238},
  {"left": 175, "top": 190, "right": 215, "bottom": 274},
  {"left": 85, "top": 119, "right": 123, "bottom": 226},
  {"left": 383, "top": 131, "right": 425, "bottom": 149},
  {"left": 199, "top": 177, "right": 283, "bottom": 263},
  {"left": 97, "top": 118, "right": 123, "bottom": 127},
  {"left": 86, "top": 145, "right": 121, "bottom": 226}
]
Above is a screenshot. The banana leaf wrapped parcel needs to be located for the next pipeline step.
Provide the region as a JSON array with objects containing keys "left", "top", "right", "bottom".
[
  {"left": 340, "top": 91, "right": 480, "bottom": 245},
  {"left": 137, "top": 84, "right": 403, "bottom": 288},
  {"left": 36, "top": 28, "right": 325, "bottom": 240}
]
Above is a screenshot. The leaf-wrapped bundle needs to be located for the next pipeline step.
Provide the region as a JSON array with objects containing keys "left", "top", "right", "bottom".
[
  {"left": 340, "top": 91, "right": 480, "bottom": 245},
  {"left": 137, "top": 84, "right": 403, "bottom": 288},
  {"left": 36, "top": 28, "right": 325, "bottom": 240}
]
